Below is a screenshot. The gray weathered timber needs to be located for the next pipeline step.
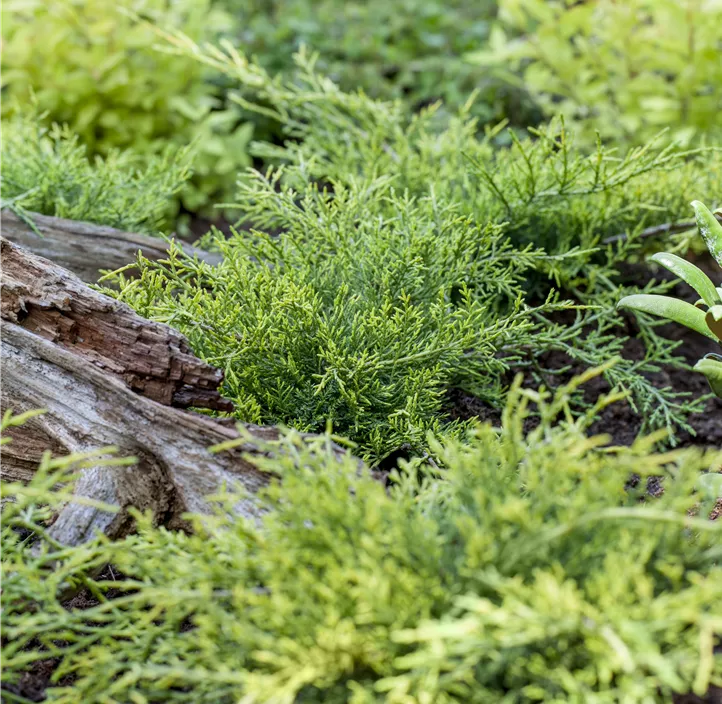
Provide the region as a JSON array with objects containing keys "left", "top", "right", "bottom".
[
  {"left": 1, "top": 208, "right": 221, "bottom": 282},
  {"left": 0, "top": 238, "right": 273, "bottom": 545}
]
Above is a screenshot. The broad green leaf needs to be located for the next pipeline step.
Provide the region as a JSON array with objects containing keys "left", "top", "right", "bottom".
[
  {"left": 694, "top": 355, "right": 722, "bottom": 398},
  {"left": 691, "top": 200, "right": 722, "bottom": 268},
  {"left": 617, "top": 294, "right": 717, "bottom": 340},
  {"left": 649, "top": 252, "right": 721, "bottom": 307}
]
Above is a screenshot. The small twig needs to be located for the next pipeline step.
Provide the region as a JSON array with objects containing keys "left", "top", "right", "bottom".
[
  {"left": 604, "top": 212, "right": 722, "bottom": 246},
  {"left": 602, "top": 220, "right": 695, "bottom": 245}
]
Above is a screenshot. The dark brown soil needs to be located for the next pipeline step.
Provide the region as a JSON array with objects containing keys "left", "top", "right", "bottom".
[
  {"left": 674, "top": 689, "right": 722, "bottom": 704},
  {"left": 1, "top": 565, "right": 123, "bottom": 702},
  {"left": 447, "top": 323, "right": 722, "bottom": 448},
  {"left": 447, "top": 253, "right": 722, "bottom": 450}
]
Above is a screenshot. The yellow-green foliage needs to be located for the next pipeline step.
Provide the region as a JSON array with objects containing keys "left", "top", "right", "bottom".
[
  {"left": 1, "top": 0, "right": 252, "bottom": 215},
  {"left": 107, "top": 184, "right": 574, "bottom": 462},
  {"left": 104, "top": 46, "right": 718, "bottom": 458},
  {"left": 470, "top": 0, "right": 722, "bottom": 146},
  {"left": 2, "top": 378, "right": 721, "bottom": 703},
  {"left": 1, "top": 112, "right": 192, "bottom": 234}
]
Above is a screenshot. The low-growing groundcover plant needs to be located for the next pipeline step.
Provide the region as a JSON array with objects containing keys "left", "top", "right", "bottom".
[
  {"left": 1, "top": 0, "right": 252, "bottom": 217},
  {"left": 108, "top": 176, "right": 580, "bottom": 461},
  {"left": 1, "top": 112, "right": 192, "bottom": 234},
  {"left": 2, "top": 376, "right": 721, "bottom": 703},
  {"left": 104, "top": 40, "right": 722, "bottom": 456},
  {"left": 619, "top": 202, "right": 722, "bottom": 398}
]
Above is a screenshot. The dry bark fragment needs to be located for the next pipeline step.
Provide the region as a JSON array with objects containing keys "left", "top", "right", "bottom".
[{"left": 1, "top": 237, "right": 229, "bottom": 411}]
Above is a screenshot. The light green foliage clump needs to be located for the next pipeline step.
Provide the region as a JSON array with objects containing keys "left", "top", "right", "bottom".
[
  {"left": 471, "top": 0, "right": 722, "bottom": 146},
  {"left": 106, "top": 43, "right": 719, "bottom": 454},
  {"left": 1, "top": 112, "right": 191, "bottom": 234},
  {"left": 1, "top": 0, "right": 252, "bottom": 216},
  {"left": 108, "top": 175, "right": 573, "bottom": 461},
  {"left": 3, "top": 379, "right": 721, "bottom": 703}
]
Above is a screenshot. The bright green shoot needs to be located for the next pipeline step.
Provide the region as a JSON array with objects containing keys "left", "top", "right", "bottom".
[{"left": 618, "top": 201, "right": 722, "bottom": 397}]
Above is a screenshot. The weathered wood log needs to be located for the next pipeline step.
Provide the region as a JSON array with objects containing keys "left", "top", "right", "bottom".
[
  {"left": 0, "top": 238, "right": 280, "bottom": 545},
  {"left": 1, "top": 237, "right": 230, "bottom": 411},
  {"left": 1, "top": 208, "right": 221, "bottom": 283},
  {"left": 2, "top": 322, "right": 276, "bottom": 543}
]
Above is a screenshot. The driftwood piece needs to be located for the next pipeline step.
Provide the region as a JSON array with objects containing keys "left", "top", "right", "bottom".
[
  {"left": 1, "top": 208, "right": 221, "bottom": 283},
  {"left": 0, "top": 238, "right": 277, "bottom": 545}
]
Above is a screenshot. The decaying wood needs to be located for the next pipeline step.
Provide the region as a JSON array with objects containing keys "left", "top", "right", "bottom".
[
  {"left": 1, "top": 208, "right": 221, "bottom": 283},
  {"left": 2, "top": 322, "right": 278, "bottom": 544},
  {"left": 1, "top": 237, "right": 230, "bottom": 411},
  {"left": 0, "top": 238, "right": 284, "bottom": 546}
]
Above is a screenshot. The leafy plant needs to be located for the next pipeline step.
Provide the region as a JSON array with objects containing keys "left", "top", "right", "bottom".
[
  {"left": 619, "top": 201, "right": 722, "bottom": 397},
  {"left": 213, "top": 0, "right": 535, "bottom": 129},
  {"left": 470, "top": 0, "right": 722, "bottom": 146},
  {"left": 3, "top": 373, "right": 721, "bottom": 703},
  {"left": 1, "top": 0, "right": 252, "bottom": 218},
  {"left": 1, "top": 111, "right": 192, "bottom": 234}
]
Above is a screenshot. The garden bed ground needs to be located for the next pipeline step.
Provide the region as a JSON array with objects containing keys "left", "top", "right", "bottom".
[{"left": 448, "top": 252, "right": 722, "bottom": 450}]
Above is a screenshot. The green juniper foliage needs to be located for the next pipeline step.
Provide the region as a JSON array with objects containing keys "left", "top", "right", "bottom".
[
  {"left": 107, "top": 170, "right": 708, "bottom": 459},
  {"left": 2, "top": 376, "right": 721, "bottom": 703},
  {"left": 105, "top": 41, "right": 719, "bottom": 453},
  {"left": 1, "top": 112, "right": 192, "bottom": 234},
  {"left": 107, "top": 177, "right": 576, "bottom": 461},
  {"left": 177, "top": 41, "right": 721, "bottom": 290}
]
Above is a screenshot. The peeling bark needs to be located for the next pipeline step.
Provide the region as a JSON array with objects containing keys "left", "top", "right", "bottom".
[
  {"left": 1, "top": 237, "right": 230, "bottom": 411},
  {"left": 0, "top": 238, "right": 277, "bottom": 545}
]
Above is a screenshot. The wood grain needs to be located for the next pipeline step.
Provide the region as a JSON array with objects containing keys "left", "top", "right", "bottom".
[{"left": 1, "top": 208, "right": 221, "bottom": 282}]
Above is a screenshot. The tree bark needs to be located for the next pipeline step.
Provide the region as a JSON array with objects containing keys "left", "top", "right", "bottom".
[
  {"left": 0, "top": 238, "right": 299, "bottom": 546},
  {"left": 1, "top": 208, "right": 221, "bottom": 283}
]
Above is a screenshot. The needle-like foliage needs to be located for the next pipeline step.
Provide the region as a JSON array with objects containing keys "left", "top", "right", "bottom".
[
  {"left": 2, "top": 375, "right": 720, "bottom": 703},
  {"left": 107, "top": 173, "right": 577, "bottom": 460},
  {"left": 1, "top": 112, "right": 192, "bottom": 234},
  {"left": 103, "top": 42, "right": 718, "bottom": 453}
]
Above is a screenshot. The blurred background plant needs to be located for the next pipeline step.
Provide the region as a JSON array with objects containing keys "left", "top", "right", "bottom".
[
  {"left": 1, "top": 110, "right": 192, "bottom": 234},
  {"left": 469, "top": 0, "right": 722, "bottom": 147},
  {"left": 9, "top": 0, "right": 720, "bottom": 230},
  {"left": 217, "top": 0, "right": 539, "bottom": 128},
  {"left": 1, "top": 0, "right": 252, "bottom": 226},
  {"left": 1, "top": 0, "right": 542, "bottom": 233}
]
